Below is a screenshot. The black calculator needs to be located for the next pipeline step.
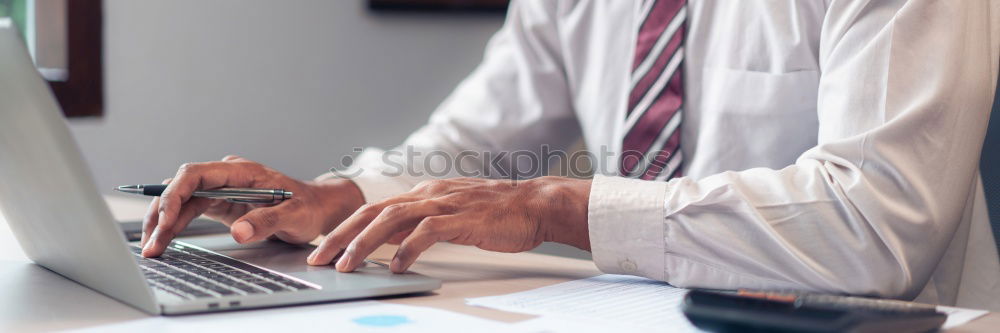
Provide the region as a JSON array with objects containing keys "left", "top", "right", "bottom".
[{"left": 682, "top": 290, "right": 947, "bottom": 332}]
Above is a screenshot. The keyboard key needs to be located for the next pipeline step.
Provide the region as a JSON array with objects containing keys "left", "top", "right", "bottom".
[
  {"left": 230, "top": 283, "right": 267, "bottom": 294},
  {"left": 256, "top": 282, "right": 288, "bottom": 292}
]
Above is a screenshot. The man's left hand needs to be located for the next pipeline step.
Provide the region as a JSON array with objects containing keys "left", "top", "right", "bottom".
[{"left": 306, "top": 176, "right": 592, "bottom": 273}]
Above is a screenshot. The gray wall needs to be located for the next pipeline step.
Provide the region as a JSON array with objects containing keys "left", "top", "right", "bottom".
[{"left": 69, "top": 0, "right": 505, "bottom": 192}]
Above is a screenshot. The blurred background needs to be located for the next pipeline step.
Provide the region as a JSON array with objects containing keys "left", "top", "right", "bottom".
[{"left": 82, "top": 0, "right": 504, "bottom": 193}]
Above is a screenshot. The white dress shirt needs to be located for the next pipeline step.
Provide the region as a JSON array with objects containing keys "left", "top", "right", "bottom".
[{"left": 318, "top": 0, "right": 1000, "bottom": 310}]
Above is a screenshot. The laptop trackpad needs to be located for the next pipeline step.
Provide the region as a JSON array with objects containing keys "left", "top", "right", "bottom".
[{"left": 177, "top": 235, "right": 360, "bottom": 274}]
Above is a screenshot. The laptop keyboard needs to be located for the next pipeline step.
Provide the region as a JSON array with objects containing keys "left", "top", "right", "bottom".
[{"left": 130, "top": 243, "right": 318, "bottom": 300}]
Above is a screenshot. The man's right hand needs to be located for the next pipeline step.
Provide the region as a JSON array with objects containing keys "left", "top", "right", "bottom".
[{"left": 140, "top": 155, "right": 365, "bottom": 258}]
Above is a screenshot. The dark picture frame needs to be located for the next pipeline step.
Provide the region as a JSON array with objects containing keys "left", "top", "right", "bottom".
[
  {"left": 49, "top": 0, "right": 103, "bottom": 118},
  {"left": 369, "top": 0, "right": 509, "bottom": 12}
]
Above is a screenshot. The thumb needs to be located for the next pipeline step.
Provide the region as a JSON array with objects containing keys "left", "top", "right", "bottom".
[{"left": 231, "top": 205, "right": 289, "bottom": 243}]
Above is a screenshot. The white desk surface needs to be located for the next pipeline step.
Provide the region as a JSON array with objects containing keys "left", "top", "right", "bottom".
[{"left": 0, "top": 196, "right": 995, "bottom": 332}]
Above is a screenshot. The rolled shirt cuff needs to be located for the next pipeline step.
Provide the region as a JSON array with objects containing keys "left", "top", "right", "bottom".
[{"left": 587, "top": 174, "right": 668, "bottom": 281}]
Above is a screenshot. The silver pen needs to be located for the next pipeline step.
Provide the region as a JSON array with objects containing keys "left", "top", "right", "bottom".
[{"left": 116, "top": 184, "right": 292, "bottom": 203}]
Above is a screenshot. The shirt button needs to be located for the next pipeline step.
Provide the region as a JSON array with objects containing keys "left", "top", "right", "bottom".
[{"left": 620, "top": 259, "right": 637, "bottom": 273}]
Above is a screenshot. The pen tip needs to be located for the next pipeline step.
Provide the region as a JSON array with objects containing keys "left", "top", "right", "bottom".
[{"left": 116, "top": 185, "right": 141, "bottom": 193}]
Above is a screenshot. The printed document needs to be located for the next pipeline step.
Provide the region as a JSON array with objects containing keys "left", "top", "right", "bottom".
[{"left": 468, "top": 274, "right": 699, "bottom": 332}]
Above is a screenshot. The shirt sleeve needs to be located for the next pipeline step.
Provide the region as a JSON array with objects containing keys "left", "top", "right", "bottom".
[
  {"left": 589, "top": 0, "right": 1000, "bottom": 299},
  {"left": 316, "top": 0, "right": 579, "bottom": 203}
]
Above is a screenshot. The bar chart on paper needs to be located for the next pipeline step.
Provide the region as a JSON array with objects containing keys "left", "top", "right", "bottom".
[{"left": 467, "top": 274, "right": 700, "bottom": 332}]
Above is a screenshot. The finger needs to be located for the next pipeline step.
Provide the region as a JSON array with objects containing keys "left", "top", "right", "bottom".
[
  {"left": 336, "top": 201, "right": 447, "bottom": 272},
  {"left": 391, "top": 216, "right": 460, "bottom": 273},
  {"left": 140, "top": 196, "right": 161, "bottom": 248},
  {"left": 221, "top": 154, "right": 244, "bottom": 162},
  {"left": 142, "top": 197, "right": 212, "bottom": 257},
  {"left": 306, "top": 231, "right": 346, "bottom": 266},
  {"left": 140, "top": 178, "right": 174, "bottom": 247},
  {"left": 155, "top": 162, "right": 255, "bottom": 241},
  {"left": 172, "top": 197, "right": 212, "bottom": 235},
  {"left": 306, "top": 196, "right": 417, "bottom": 266},
  {"left": 229, "top": 201, "right": 298, "bottom": 244}
]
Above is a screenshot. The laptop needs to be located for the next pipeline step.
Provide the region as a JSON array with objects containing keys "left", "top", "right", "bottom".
[{"left": 0, "top": 19, "right": 440, "bottom": 315}]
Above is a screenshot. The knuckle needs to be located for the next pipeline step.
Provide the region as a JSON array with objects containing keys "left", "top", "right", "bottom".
[
  {"left": 241, "top": 159, "right": 262, "bottom": 168},
  {"left": 381, "top": 203, "right": 406, "bottom": 217},
  {"left": 433, "top": 200, "right": 459, "bottom": 215},
  {"left": 420, "top": 217, "right": 446, "bottom": 233},
  {"left": 162, "top": 191, "right": 183, "bottom": 205},
  {"left": 358, "top": 203, "right": 380, "bottom": 216},
  {"left": 415, "top": 180, "right": 433, "bottom": 188},
  {"left": 158, "top": 198, "right": 175, "bottom": 213},
  {"left": 415, "top": 180, "right": 442, "bottom": 192},
  {"left": 430, "top": 181, "right": 449, "bottom": 192},
  {"left": 177, "top": 162, "right": 199, "bottom": 173},
  {"left": 488, "top": 180, "right": 510, "bottom": 191}
]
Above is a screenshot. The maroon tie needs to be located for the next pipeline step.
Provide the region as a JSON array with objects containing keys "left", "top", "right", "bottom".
[{"left": 620, "top": 0, "right": 686, "bottom": 180}]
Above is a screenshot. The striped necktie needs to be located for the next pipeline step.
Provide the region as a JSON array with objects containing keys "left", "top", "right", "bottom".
[{"left": 620, "top": 0, "right": 686, "bottom": 180}]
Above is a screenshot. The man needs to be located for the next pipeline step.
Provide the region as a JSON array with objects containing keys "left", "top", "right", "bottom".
[{"left": 139, "top": 0, "right": 1000, "bottom": 310}]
